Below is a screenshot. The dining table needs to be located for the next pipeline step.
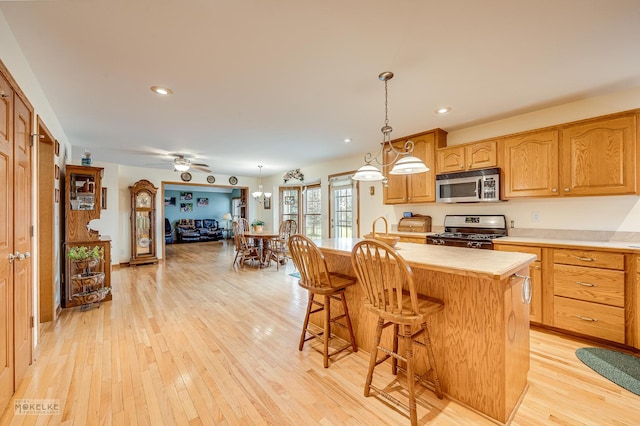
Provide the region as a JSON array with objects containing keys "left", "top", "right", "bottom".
[{"left": 243, "top": 230, "right": 280, "bottom": 267}]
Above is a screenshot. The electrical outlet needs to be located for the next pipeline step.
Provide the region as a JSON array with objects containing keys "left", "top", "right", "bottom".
[{"left": 531, "top": 211, "right": 541, "bottom": 223}]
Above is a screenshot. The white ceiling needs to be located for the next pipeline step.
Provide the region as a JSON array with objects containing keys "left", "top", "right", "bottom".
[{"left": 2, "top": 0, "right": 640, "bottom": 178}]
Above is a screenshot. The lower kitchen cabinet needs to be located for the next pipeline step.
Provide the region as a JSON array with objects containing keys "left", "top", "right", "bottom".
[
  {"left": 495, "top": 241, "right": 639, "bottom": 349},
  {"left": 494, "top": 244, "right": 543, "bottom": 324}
]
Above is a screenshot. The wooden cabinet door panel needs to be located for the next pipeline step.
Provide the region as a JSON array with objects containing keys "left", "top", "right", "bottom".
[
  {"left": 407, "top": 133, "right": 436, "bottom": 202},
  {"left": 466, "top": 140, "right": 497, "bottom": 170},
  {"left": 436, "top": 145, "right": 464, "bottom": 173},
  {"left": 383, "top": 141, "right": 407, "bottom": 203},
  {"left": 503, "top": 130, "right": 559, "bottom": 198},
  {"left": 560, "top": 115, "right": 635, "bottom": 196}
]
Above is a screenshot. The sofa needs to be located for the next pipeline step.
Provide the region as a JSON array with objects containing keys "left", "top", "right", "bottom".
[
  {"left": 176, "top": 219, "right": 223, "bottom": 243},
  {"left": 165, "top": 218, "right": 174, "bottom": 244}
]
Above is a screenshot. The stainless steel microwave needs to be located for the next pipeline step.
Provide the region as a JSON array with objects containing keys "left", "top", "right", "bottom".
[{"left": 436, "top": 167, "right": 501, "bottom": 203}]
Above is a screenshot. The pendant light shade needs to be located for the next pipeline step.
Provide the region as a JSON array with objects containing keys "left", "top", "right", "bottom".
[{"left": 353, "top": 164, "right": 385, "bottom": 181}]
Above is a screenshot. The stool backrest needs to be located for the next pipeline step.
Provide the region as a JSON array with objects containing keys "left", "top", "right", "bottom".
[
  {"left": 288, "top": 234, "right": 331, "bottom": 289},
  {"left": 237, "top": 218, "right": 251, "bottom": 234},
  {"left": 351, "top": 239, "right": 420, "bottom": 316}
]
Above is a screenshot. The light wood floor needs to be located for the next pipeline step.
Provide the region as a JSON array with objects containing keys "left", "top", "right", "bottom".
[{"left": 1, "top": 241, "right": 639, "bottom": 425}]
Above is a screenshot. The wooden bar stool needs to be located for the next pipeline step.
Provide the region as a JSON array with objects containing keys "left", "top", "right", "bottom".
[
  {"left": 288, "top": 234, "right": 358, "bottom": 368},
  {"left": 351, "top": 239, "right": 444, "bottom": 426}
]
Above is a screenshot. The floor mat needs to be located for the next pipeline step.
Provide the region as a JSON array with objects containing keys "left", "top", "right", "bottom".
[
  {"left": 288, "top": 272, "right": 300, "bottom": 279},
  {"left": 575, "top": 347, "right": 640, "bottom": 396}
]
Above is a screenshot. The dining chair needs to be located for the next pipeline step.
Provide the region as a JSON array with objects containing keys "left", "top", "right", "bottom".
[
  {"left": 268, "top": 219, "right": 298, "bottom": 270},
  {"left": 288, "top": 234, "right": 357, "bottom": 368},
  {"left": 351, "top": 239, "right": 445, "bottom": 426},
  {"left": 232, "top": 221, "right": 259, "bottom": 267}
]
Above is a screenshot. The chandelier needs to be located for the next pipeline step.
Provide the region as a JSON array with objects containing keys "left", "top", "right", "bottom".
[
  {"left": 352, "top": 71, "right": 429, "bottom": 181},
  {"left": 252, "top": 165, "right": 272, "bottom": 200}
]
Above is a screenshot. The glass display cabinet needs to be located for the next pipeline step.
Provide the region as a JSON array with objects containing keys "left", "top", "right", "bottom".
[
  {"left": 65, "top": 164, "right": 104, "bottom": 241},
  {"left": 129, "top": 179, "right": 158, "bottom": 265}
]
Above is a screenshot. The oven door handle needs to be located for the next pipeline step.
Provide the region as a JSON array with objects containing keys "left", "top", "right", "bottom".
[{"left": 478, "top": 179, "right": 482, "bottom": 200}]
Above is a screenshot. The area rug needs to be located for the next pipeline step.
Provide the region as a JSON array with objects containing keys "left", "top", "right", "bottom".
[
  {"left": 575, "top": 347, "right": 640, "bottom": 396},
  {"left": 288, "top": 272, "right": 300, "bottom": 279}
]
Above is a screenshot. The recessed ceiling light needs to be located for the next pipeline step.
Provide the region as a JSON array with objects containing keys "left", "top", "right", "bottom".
[
  {"left": 344, "top": 138, "right": 352, "bottom": 143},
  {"left": 151, "top": 86, "right": 173, "bottom": 95},
  {"left": 435, "top": 107, "right": 451, "bottom": 115}
]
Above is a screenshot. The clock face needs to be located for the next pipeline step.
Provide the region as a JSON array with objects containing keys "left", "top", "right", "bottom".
[
  {"left": 207, "top": 175, "right": 215, "bottom": 184},
  {"left": 135, "top": 191, "right": 152, "bottom": 208},
  {"left": 229, "top": 176, "right": 238, "bottom": 185},
  {"left": 180, "top": 172, "right": 192, "bottom": 182}
]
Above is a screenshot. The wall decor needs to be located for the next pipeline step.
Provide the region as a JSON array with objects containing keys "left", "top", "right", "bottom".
[
  {"left": 164, "top": 196, "right": 176, "bottom": 206},
  {"left": 54, "top": 140, "right": 60, "bottom": 156},
  {"left": 264, "top": 197, "right": 271, "bottom": 209},
  {"left": 197, "top": 198, "right": 208, "bottom": 207},
  {"left": 229, "top": 176, "right": 238, "bottom": 185},
  {"left": 55, "top": 164, "right": 60, "bottom": 180},
  {"left": 180, "top": 192, "right": 193, "bottom": 201},
  {"left": 180, "top": 203, "right": 193, "bottom": 212},
  {"left": 206, "top": 175, "right": 215, "bottom": 184},
  {"left": 101, "top": 187, "right": 108, "bottom": 209},
  {"left": 180, "top": 171, "right": 192, "bottom": 182},
  {"left": 285, "top": 195, "right": 295, "bottom": 205}
]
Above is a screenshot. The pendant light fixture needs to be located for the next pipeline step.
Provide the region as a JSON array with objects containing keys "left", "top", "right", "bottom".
[
  {"left": 352, "top": 71, "right": 429, "bottom": 181},
  {"left": 252, "top": 165, "right": 272, "bottom": 201}
]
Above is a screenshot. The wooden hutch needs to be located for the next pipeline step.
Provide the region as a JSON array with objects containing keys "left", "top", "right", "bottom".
[{"left": 62, "top": 165, "right": 112, "bottom": 308}]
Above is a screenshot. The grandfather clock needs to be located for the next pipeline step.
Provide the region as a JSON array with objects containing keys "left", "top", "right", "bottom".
[{"left": 129, "top": 179, "right": 158, "bottom": 265}]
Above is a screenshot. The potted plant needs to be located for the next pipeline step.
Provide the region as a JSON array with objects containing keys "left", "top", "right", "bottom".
[
  {"left": 67, "top": 245, "right": 104, "bottom": 276},
  {"left": 251, "top": 219, "right": 265, "bottom": 233}
]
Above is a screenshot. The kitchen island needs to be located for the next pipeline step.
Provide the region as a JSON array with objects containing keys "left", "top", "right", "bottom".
[{"left": 311, "top": 239, "right": 536, "bottom": 424}]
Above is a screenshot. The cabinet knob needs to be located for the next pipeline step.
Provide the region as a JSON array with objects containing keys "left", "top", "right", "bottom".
[
  {"left": 468, "top": 163, "right": 472, "bottom": 168},
  {"left": 551, "top": 188, "right": 557, "bottom": 192},
  {"left": 460, "top": 165, "right": 464, "bottom": 169},
  {"left": 564, "top": 188, "right": 570, "bottom": 192}
]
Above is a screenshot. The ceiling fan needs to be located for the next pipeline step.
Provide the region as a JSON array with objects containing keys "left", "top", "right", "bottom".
[{"left": 164, "top": 153, "right": 211, "bottom": 173}]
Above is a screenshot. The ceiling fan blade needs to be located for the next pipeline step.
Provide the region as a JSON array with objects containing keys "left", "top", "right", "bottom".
[
  {"left": 191, "top": 162, "right": 209, "bottom": 167},
  {"left": 191, "top": 164, "right": 212, "bottom": 173}
]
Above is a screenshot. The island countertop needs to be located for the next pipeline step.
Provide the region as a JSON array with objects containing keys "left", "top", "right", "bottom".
[{"left": 314, "top": 238, "right": 536, "bottom": 280}]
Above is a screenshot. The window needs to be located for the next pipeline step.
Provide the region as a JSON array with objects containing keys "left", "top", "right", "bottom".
[{"left": 303, "top": 184, "right": 321, "bottom": 238}]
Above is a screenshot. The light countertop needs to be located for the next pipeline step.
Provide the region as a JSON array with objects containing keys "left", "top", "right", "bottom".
[
  {"left": 314, "top": 238, "right": 536, "bottom": 280},
  {"left": 494, "top": 236, "right": 640, "bottom": 253}
]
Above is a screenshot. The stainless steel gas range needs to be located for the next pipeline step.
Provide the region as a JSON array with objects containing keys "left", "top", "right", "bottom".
[{"left": 426, "top": 215, "right": 507, "bottom": 250}]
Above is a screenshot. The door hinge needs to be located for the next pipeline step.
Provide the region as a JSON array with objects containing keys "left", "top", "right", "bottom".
[
  {"left": 30, "top": 315, "right": 34, "bottom": 328},
  {"left": 30, "top": 225, "right": 34, "bottom": 237}
]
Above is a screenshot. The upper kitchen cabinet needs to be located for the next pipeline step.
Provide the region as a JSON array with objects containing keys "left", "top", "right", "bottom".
[
  {"left": 436, "top": 140, "right": 497, "bottom": 173},
  {"left": 560, "top": 114, "right": 636, "bottom": 196},
  {"left": 502, "top": 130, "right": 559, "bottom": 198},
  {"left": 65, "top": 165, "right": 104, "bottom": 241},
  {"left": 383, "top": 129, "right": 447, "bottom": 204}
]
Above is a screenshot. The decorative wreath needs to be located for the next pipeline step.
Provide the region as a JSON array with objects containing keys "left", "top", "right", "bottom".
[{"left": 283, "top": 168, "right": 304, "bottom": 183}]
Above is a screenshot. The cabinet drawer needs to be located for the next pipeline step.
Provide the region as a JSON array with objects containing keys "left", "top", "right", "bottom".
[
  {"left": 494, "top": 244, "right": 541, "bottom": 261},
  {"left": 553, "top": 296, "right": 625, "bottom": 343},
  {"left": 553, "top": 249, "right": 624, "bottom": 270},
  {"left": 553, "top": 264, "right": 624, "bottom": 307}
]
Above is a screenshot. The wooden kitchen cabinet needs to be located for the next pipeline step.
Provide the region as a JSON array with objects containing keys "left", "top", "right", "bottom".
[
  {"left": 383, "top": 129, "right": 446, "bottom": 204},
  {"left": 501, "top": 111, "right": 637, "bottom": 199},
  {"left": 502, "top": 129, "right": 559, "bottom": 198},
  {"left": 552, "top": 248, "right": 626, "bottom": 343},
  {"left": 494, "top": 243, "right": 543, "bottom": 324},
  {"left": 436, "top": 140, "right": 497, "bottom": 173},
  {"left": 560, "top": 114, "right": 636, "bottom": 196}
]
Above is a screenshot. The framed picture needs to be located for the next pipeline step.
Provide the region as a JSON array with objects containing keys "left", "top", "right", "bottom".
[
  {"left": 180, "top": 192, "right": 193, "bottom": 201},
  {"left": 54, "top": 140, "right": 60, "bottom": 156},
  {"left": 197, "top": 198, "right": 208, "bottom": 207},
  {"left": 164, "top": 196, "right": 176, "bottom": 206},
  {"left": 101, "top": 187, "right": 108, "bottom": 209},
  {"left": 285, "top": 195, "right": 295, "bottom": 205},
  {"left": 55, "top": 188, "right": 60, "bottom": 203},
  {"left": 180, "top": 203, "right": 193, "bottom": 212},
  {"left": 264, "top": 197, "right": 271, "bottom": 209},
  {"left": 54, "top": 164, "right": 60, "bottom": 180}
]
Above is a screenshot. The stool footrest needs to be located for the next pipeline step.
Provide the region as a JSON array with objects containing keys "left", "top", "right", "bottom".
[
  {"left": 368, "top": 384, "right": 410, "bottom": 414},
  {"left": 395, "top": 365, "right": 441, "bottom": 398},
  {"left": 378, "top": 345, "right": 407, "bottom": 364}
]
